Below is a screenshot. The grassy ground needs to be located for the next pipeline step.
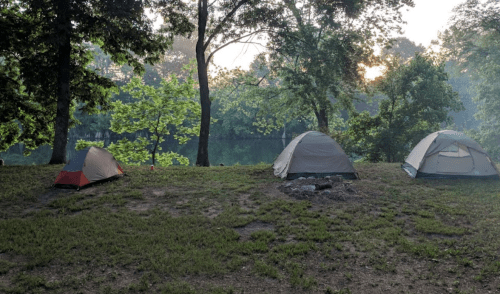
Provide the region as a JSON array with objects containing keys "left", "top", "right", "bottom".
[{"left": 1, "top": 163, "right": 500, "bottom": 293}]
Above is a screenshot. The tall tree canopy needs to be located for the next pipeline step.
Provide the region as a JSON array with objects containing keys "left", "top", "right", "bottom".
[
  {"left": 440, "top": 0, "right": 500, "bottom": 158},
  {"left": 1, "top": 0, "right": 193, "bottom": 163},
  {"left": 205, "top": 0, "right": 416, "bottom": 140},
  {"left": 264, "top": 0, "right": 415, "bottom": 133}
]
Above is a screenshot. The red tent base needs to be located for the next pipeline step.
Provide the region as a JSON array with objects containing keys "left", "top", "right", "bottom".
[{"left": 54, "top": 171, "right": 91, "bottom": 187}]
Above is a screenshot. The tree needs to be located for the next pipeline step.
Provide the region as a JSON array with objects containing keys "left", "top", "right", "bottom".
[
  {"left": 347, "top": 54, "right": 463, "bottom": 162},
  {"left": 155, "top": 36, "right": 198, "bottom": 80},
  {"left": 0, "top": 1, "right": 58, "bottom": 153},
  {"left": 0, "top": 57, "right": 51, "bottom": 154},
  {"left": 173, "top": 0, "right": 281, "bottom": 166},
  {"left": 264, "top": 0, "right": 415, "bottom": 133},
  {"left": 380, "top": 37, "right": 425, "bottom": 62},
  {"left": 444, "top": 61, "right": 480, "bottom": 131},
  {"left": 91, "top": 36, "right": 199, "bottom": 86},
  {"left": 105, "top": 65, "right": 200, "bottom": 166},
  {"left": 271, "top": 29, "right": 370, "bottom": 133},
  {"left": 440, "top": 0, "right": 500, "bottom": 158},
  {"left": 1, "top": 0, "right": 194, "bottom": 164},
  {"left": 210, "top": 57, "right": 314, "bottom": 136},
  {"left": 205, "top": 0, "right": 415, "bottom": 141}
]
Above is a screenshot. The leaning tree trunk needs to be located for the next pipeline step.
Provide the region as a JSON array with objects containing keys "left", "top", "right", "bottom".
[
  {"left": 195, "top": 0, "right": 210, "bottom": 167},
  {"left": 49, "top": 0, "right": 71, "bottom": 164}
]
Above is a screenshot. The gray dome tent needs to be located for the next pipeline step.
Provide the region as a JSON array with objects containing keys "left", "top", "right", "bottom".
[
  {"left": 402, "top": 130, "right": 499, "bottom": 179},
  {"left": 273, "top": 131, "right": 358, "bottom": 180}
]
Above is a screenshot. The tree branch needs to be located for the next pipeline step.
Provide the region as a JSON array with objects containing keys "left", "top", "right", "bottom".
[
  {"left": 208, "top": 0, "right": 217, "bottom": 8},
  {"left": 203, "top": 0, "right": 250, "bottom": 51},
  {"left": 254, "top": 73, "right": 269, "bottom": 87},
  {"left": 206, "top": 30, "right": 265, "bottom": 64}
]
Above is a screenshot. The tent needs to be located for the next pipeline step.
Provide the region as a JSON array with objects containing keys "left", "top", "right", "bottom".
[
  {"left": 402, "top": 130, "right": 499, "bottom": 179},
  {"left": 273, "top": 131, "right": 358, "bottom": 180},
  {"left": 54, "top": 146, "right": 124, "bottom": 188}
]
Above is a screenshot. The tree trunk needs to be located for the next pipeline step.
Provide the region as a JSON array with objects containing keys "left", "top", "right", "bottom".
[
  {"left": 49, "top": 0, "right": 71, "bottom": 164},
  {"left": 385, "top": 148, "right": 392, "bottom": 163},
  {"left": 152, "top": 136, "right": 158, "bottom": 166},
  {"left": 317, "top": 108, "right": 329, "bottom": 134},
  {"left": 195, "top": 0, "right": 210, "bottom": 167},
  {"left": 151, "top": 150, "right": 156, "bottom": 166}
]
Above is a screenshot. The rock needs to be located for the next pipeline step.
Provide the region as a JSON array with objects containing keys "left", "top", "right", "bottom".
[
  {"left": 321, "top": 190, "right": 331, "bottom": 195},
  {"left": 325, "top": 176, "right": 331, "bottom": 179},
  {"left": 296, "top": 177, "right": 306, "bottom": 180},
  {"left": 300, "top": 185, "right": 316, "bottom": 192},
  {"left": 307, "top": 176, "right": 315, "bottom": 179},
  {"left": 331, "top": 176, "right": 343, "bottom": 182},
  {"left": 284, "top": 182, "right": 293, "bottom": 187}
]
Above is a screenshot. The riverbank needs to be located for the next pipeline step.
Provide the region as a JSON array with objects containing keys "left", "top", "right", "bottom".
[{"left": 1, "top": 163, "right": 499, "bottom": 293}]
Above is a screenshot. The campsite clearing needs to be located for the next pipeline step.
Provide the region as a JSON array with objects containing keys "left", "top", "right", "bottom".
[{"left": 1, "top": 163, "right": 500, "bottom": 293}]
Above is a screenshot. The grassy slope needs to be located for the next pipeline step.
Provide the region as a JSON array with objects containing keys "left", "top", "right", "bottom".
[{"left": 1, "top": 163, "right": 500, "bottom": 293}]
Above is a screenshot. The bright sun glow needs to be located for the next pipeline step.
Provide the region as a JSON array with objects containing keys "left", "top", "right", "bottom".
[{"left": 364, "top": 66, "right": 385, "bottom": 81}]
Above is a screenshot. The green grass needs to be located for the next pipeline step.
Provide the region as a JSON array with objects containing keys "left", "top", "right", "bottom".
[
  {"left": 414, "top": 217, "right": 467, "bottom": 235},
  {"left": 1, "top": 163, "right": 500, "bottom": 292}
]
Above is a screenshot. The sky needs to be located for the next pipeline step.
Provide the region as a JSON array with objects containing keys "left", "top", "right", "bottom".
[{"left": 211, "top": 0, "right": 467, "bottom": 72}]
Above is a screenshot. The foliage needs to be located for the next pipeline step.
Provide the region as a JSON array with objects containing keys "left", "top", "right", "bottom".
[
  {"left": 378, "top": 38, "right": 478, "bottom": 134},
  {"left": 154, "top": 36, "right": 198, "bottom": 81},
  {"left": 440, "top": 0, "right": 500, "bottom": 158},
  {"left": 75, "top": 140, "right": 105, "bottom": 151},
  {"left": 264, "top": 0, "right": 415, "bottom": 132},
  {"left": 210, "top": 63, "right": 310, "bottom": 137},
  {"left": 69, "top": 39, "right": 198, "bottom": 139},
  {"left": 347, "top": 54, "right": 463, "bottom": 162},
  {"left": 210, "top": 54, "right": 351, "bottom": 138},
  {"left": 106, "top": 64, "right": 200, "bottom": 166},
  {"left": 86, "top": 37, "right": 198, "bottom": 87},
  {"left": 380, "top": 37, "right": 425, "bottom": 62},
  {"left": 1, "top": 0, "right": 194, "bottom": 163},
  {"left": 444, "top": 61, "right": 480, "bottom": 131},
  {"left": 0, "top": 5, "right": 56, "bottom": 154}
]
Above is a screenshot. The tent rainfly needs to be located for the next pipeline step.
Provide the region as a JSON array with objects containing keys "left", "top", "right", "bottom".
[
  {"left": 54, "top": 146, "right": 124, "bottom": 188},
  {"left": 402, "top": 130, "right": 499, "bottom": 179},
  {"left": 273, "top": 131, "right": 358, "bottom": 180}
]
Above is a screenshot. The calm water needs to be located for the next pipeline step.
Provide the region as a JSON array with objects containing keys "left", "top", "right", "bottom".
[{"left": 0, "top": 137, "right": 290, "bottom": 166}]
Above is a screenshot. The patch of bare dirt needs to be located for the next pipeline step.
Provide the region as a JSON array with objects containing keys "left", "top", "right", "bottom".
[
  {"left": 238, "top": 194, "right": 253, "bottom": 211},
  {"left": 38, "top": 187, "right": 74, "bottom": 205}
]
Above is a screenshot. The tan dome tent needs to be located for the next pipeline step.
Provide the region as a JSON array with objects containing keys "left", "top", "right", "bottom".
[
  {"left": 273, "top": 131, "right": 358, "bottom": 180},
  {"left": 54, "top": 146, "right": 124, "bottom": 188},
  {"left": 402, "top": 130, "right": 499, "bottom": 179}
]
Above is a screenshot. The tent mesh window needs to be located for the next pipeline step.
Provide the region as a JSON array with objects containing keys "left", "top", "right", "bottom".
[{"left": 438, "top": 144, "right": 471, "bottom": 158}]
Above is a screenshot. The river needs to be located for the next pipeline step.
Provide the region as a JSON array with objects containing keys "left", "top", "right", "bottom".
[{"left": 0, "top": 137, "right": 290, "bottom": 166}]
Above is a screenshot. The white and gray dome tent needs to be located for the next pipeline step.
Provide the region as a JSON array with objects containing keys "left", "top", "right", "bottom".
[
  {"left": 273, "top": 131, "right": 358, "bottom": 180},
  {"left": 402, "top": 130, "right": 499, "bottom": 179}
]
